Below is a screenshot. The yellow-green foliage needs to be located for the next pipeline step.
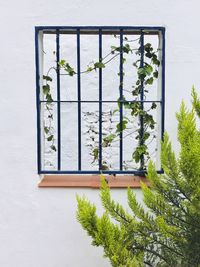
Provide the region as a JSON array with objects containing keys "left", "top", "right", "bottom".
[
  {"left": 77, "top": 189, "right": 144, "bottom": 267},
  {"left": 76, "top": 88, "right": 200, "bottom": 267}
]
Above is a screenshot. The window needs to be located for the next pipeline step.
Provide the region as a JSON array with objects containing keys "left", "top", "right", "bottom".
[{"left": 35, "top": 26, "right": 165, "bottom": 186}]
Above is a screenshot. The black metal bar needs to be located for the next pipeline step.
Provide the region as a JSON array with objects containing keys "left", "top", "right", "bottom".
[
  {"left": 36, "top": 26, "right": 165, "bottom": 36},
  {"left": 36, "top": 26, "right": 165, "bottom": 30},
  {"left": 77, "top": 29, "right": 81, "bottom": 170},
  {"left": 39, "top": 169, "right": 164, "bottom": 175},
  {"left": 161, "top": 28, "right": 165, "bottom": 140},
  {"left": 35, "top": 29, "right": 41, "bottom": 174},
  {"left": 119, "top": 29, "right": 123, "bottom": 170},
  {"left": 43, "top": 31, "right": 160, "bottom": 36},
  {"left": 99, "top": 29, "right": 102, "bottom": 170},
  {"left": 56, "top": 30, "right": 61, "bottom": 170},
  {"left": 139, "top": 31, "right": 145, "bottom": 170},
  {"left": 40, "top": 100, "right": 161, "bottom": 103}
]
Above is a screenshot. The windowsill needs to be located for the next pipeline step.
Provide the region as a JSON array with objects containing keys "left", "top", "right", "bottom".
[{"left": 38, "top": 175, "right": 149, "bottom": 188}]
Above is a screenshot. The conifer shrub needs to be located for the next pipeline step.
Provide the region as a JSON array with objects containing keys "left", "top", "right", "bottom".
[{"left": 76, "top": 87, "right": 200, "bottom": 267}]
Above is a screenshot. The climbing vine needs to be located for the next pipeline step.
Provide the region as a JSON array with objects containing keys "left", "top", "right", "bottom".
[
  {"left": 43, "top": 74, "right": 56, "bottom": 152},
  {"left": 42, "top": 33, "right": 160, "bottom": 170}
]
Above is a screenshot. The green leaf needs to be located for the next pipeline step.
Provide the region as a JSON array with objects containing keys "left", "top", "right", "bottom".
[
  {"left": 44, "top": 127, "right": 49, "bottom": 134},
  {"left": 111, "top": 45, "right": 118, "bottom": 53},
  {"left": 152, "top": 55, "right": 160, "bottom": 66},
  {"left": 136, "top": 80, "right": 140, "bottom": 85},
  {"left": 118, "top": 96, "right": 130, "bottom": 109},
  {"left": 103, "top": 134, "right": 116, "bottom": 143},
  {"left": 145, "top": 52, "right": 153, "bottom": 58},
  {"left": 59, "top": 61, "right": 76, "bottom": 76},
  {"left": 116, "top": 120, "right": 128, "bottom": 132},
  {"left": 153, "top": 70, "right": 158, "bottom": 78},
  {"left": 43, "top": 75, "right": 52, "bottom": 82},
  {"left": 111, "top": 44, "right": 131, "bottom": 54},
  {"left": 144, "top": 64, "right": 153, "bottom": 75},
  {"left": 43, "top": 84, "right": 50, "bottom": 95},
  {"left": 101, "top": 164, "right": 109, "bottom": 170},
  {"left": 151, "top": 102, "right": 157, "bottom": 109},
  {"left": 47, "top": 135, "right": 54, "bottom": 142},
  {"left": 138, "top": 64, "right": 153, "bottom": 78},
  {"left": 132, "top": 144, "right": 148, "bottom": 163},
  {"left": 143, "top": 113, "right": 156, "bottom": 129},
  {"left": 102, "top": 134, "right": 117, "bottom": 147},
  {"left": 59, "top": 59, "right": 66, "bottom": 66},
  {"left": 94, "top": 62, "right": 105, "bottom": 69},
  {"left": 130, "top": 102, "right": 141, "bottom": 115},
  {"left": 87, "top": 67, "right": 93, "bottom": 72},
  {"left": 50, "top": 145, "right": 56, "bottom": 151},
  {"left": 122, "top": 57, "right": 126, "bottom": 64},
  {"left": 123, "top": 44, "right": 131, "bottom": 54},
  {"left": 145, "top": 77, "right": 154, "bottom": 85},
  {"left": 123, "top": 101, "right": 130, "bottom": 109},
  {"left": 46, "top": 93, "right": 53, "bottom": 102},
  {"left": 144, "top": 43, "right": 153, "bottom": 52},
  {"left": 64, "top": 63, "right": 76, "bottom": 76},
  {"left": 117, "top": 96, "right": 126, "bottom": 108},
  {"left": 132, "top": 86, "right": 141, "bottom": 96},
  {"left": 143, "top": 132, "right": 150, "bottom": 141},
  {"left": 137, "top": 67, "right": 146, "bottom": 77},
  {"left": 92, "top": 148, "right": 99, "bottom": 162}
]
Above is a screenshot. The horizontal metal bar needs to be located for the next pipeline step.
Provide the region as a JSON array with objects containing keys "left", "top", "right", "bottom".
[
  {"left": 40, "top": 100, "right": 162, "bottom": 103},
  {"left": 35, "top": 26, "right": 165, "bottom": 35},
  {"left": 39, "top": 169, "right": 164, "bottom": 175},
  {"left": 36, "top": 25, "right": 165, "bottom": 30},
  {"left": 43, "top": 30, "right": 161, "bottom": 35}
]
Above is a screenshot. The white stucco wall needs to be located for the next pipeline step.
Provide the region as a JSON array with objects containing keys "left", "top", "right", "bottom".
[
  {"left": 1, "top": 1, "right": 200, "bottom": 266},
  {"left": 42, "top": 29, "right": 160, "bottom": 171}
]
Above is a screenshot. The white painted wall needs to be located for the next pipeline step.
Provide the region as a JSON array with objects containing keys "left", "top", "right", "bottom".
[
  {"left": 42, "top": 31, "right": 160, "bottom": 171},
  {"left": 0, "top": 1, "right": 200, "bottom": 266}
]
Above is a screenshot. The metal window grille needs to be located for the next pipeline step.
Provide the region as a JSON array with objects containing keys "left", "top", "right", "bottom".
[{"left": 35, "top": 26, "right": 165, "bottom": 175}]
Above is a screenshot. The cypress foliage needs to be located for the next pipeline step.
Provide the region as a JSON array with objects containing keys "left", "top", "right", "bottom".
[{"left": 76, "top": 88, "right": 200, "bottom": 267}]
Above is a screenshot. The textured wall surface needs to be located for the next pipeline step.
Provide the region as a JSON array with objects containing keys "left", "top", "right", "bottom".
[
  {"left": 1, "top": 1, "right": 200, "bottom": 266},
  {"left": 42, "top": 32, "right": 160, "bottom": 172}
]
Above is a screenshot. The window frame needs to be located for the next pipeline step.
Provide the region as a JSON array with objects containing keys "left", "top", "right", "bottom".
[{"left": 35, "top": 26, "right": 165, "bottom": 179}]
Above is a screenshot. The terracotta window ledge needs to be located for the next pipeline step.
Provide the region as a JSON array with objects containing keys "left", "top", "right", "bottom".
[{"left": 38, "top": 175, "right": 149, "bottom": 188}]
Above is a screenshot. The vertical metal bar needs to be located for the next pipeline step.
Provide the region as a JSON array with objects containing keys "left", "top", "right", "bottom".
[
  {"left": 139, "top": 31, "right": 144, "bottom": 170},
  {"left": 119, "top": 29, "right": 123, "bottom": 170},
  {"left": 99, "top": 29, "right": 102, "bottom": 170},
  {"left": 155, "top": 29, "right": 165, "bottom": 170},
  {"left": 77, "top": 29, "right": 82, "bottom": 170},
  {"left": 56, "top": 30, "right": 61, "bottom": 170},
  {"left": 35, "top": 29, "right": 41, "bottom": 174},
  {"left": 161, "top": 28, "right": 165, "bottom": 140}
]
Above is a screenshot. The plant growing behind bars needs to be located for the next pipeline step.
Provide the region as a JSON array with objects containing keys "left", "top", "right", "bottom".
[
  {"left": 76, "top": 87, "right": 200, "bottom": 267},
  {"left": 43, "top": 34, "right": 160, "bottom": 170}
]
